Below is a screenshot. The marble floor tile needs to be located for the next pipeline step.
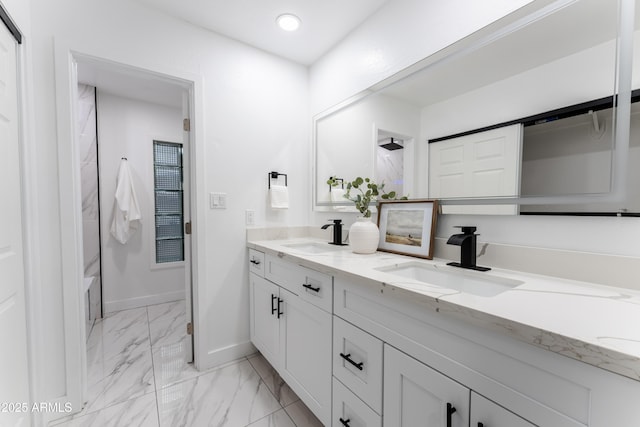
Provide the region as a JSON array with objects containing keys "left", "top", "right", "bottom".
[
  {"left": 87, "top": 308, "right": 155, "bottom": 412},
  {"left": 148, "top": 300, "right": 186, "bottom": 351},
  {"left": 52, "top": 392, "right": 159, "bottom": 427},
  {"left": 51, "top": 301, "right": 323, "bottom": 427},
  {"left": 284, "top": 400, "right": 324, "bottom": 427},
  {"left": 248, "top": 353, "right": 300, "bottom": 407},
  {"left": 157, "top": 359, "right": 281, "bottom": 427},
  {"left": 247, "top": 408, "right": 297, "bottom": 427},
  {"left": 101, "top": 307, "right": 150, "bottom": 360}
]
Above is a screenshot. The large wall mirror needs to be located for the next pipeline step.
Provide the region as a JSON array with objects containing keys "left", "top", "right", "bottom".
[{"left": 314, "top": 0, "right": 638, "bottom": 215}]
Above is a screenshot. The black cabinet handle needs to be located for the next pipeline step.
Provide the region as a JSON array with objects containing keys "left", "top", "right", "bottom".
[
  {"left": 271, "top": 294, "right": 277, "bottom": 315},
  {"left": 302, "top": 283, "right": 320, "bottom": 293},
  {"left": 277, "top": 298, "right": 283, "bottom": 319},
  {"left": 339, "top": 353, "right": 364, "bottom": 371},
  {"left": 339, "top": 418, "right": 351, "bottom": 426},
  {"left": 250, "top": 259, "right": 261, "bottom": 265},
  {"left": 478, "top": 423, "right": 484, "bottom": 427},
  {"left": 446, "top": 403, "right": 456, "bottom": 427}
]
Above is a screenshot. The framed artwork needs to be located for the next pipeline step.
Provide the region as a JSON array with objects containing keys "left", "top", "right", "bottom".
[{"left": 376, "top": 199, "right": 439, "bottom": 259}]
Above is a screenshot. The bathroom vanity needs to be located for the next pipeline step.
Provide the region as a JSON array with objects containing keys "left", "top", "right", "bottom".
[{"left": 247, "top": 236, "right": 640, "bottom": 427}]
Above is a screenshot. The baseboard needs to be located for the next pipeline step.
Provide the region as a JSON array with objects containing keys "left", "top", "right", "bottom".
[
  {"left": 103, "top": 290, "right": 185, "bottom": 314},
  {"left": 198, "top": 341, "right": 257, "bottom": 372}
]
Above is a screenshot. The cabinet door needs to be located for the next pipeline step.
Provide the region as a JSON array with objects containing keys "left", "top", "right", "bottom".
[
  {"left": 280, "top": 287, "right": 332, "bottom": 426},
  {"left": 470, "top": 392, "right": 535, "bottom": 427},
  {"left": 249, "top": 273, "right": 281, "bottom": 367},
  {"left": 384, "top": 345, "right": 470, "bottom": 427}
]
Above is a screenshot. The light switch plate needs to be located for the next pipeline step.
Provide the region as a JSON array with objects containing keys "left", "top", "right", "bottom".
[{"left": 210, "top": 192, "right": 227, "bottom": 209}]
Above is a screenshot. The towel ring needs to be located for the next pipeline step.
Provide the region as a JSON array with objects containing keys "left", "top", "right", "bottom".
[{"left": 268, "top": 171, "right": 287, "bottom": 189}]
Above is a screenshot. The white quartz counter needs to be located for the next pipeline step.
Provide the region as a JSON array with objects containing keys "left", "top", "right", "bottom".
[{"left": 248, "top": 237, "right": 640, "bottom": 382}]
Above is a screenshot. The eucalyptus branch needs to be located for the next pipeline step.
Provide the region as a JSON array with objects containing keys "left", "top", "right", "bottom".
[{"left": 328, "top": 176, "right": 407, "bottom": 218}]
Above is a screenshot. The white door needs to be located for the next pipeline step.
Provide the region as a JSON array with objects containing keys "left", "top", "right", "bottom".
[
  {"left": 429, "top": 124, "right": 523, "bottom": 215},
  {"left": 0, "top": 21, "right": 31, "bottom": 427},
  {"left": 470, "top": 392, "right": 536, "bottom": 427},
  {"left": 249, "top": 274, "right": 281, "bottom": 366},
  {"left": 384, "top": 345, "right": 470, "bottom": 427}
]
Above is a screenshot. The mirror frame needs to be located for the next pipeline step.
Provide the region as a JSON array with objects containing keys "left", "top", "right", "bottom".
[{"left": 313, "top": 0, "right": 635, "bottom": 212}]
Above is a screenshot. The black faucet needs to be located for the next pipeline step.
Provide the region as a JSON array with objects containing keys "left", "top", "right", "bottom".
[
  {"left": 321, "top": 219, "right": 347, "bottom": 246},
  {"left": 446, "top": 226, "right": 491, "bottom": 271}
]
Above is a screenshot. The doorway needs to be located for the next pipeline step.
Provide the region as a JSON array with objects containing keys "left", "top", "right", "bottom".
[{"left": 71, "top": 56, "right": 197, "bottom": 412}]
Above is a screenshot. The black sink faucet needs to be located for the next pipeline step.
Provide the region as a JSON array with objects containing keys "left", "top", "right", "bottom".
[
  {"left": 321, "top": 219, "right": 347, "bottom": 246},
  {"left": 446, "top": 226, "right": 491, "bottom": 272}
]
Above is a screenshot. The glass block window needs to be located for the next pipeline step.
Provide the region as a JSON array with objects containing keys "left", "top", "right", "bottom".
[{"left": 153, "top": 141, "right": 184, "bottom": 264}]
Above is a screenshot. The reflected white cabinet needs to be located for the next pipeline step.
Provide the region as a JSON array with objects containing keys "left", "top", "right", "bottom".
[
  {"left": 384, "top": 344, "right": 469, "bottom": 427},
  {"left": 249, "top": 256, "right": 333, "bottom": 427}
]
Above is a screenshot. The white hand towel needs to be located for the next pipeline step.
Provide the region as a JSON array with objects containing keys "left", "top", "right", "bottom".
[
  {"left": 330, "top": 188, "right": 347, "bottom": 210},
  {"left": 270, "top": 185, "right": 289, "bottom": 209},
  {"left": 110, "top": 159, "right": 142, "bottom": 244}
]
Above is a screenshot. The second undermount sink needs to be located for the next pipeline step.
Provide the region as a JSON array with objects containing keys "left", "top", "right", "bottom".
[
  {"left": 283, "top": 242, "right": 346, "bottom": 254},
  {"left": 375, "top": 262, "right": 523, "bottom": 297}
]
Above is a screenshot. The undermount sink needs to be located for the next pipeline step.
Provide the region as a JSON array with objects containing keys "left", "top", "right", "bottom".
[
  {"left": 283, "top": 242, "right": 346, "bottom": 254},
  {"left": 376, "top": 262, "right": 523, "bottom": 297}
]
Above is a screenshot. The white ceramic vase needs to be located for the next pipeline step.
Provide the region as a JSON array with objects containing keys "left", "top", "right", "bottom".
[{"left": 349, "top": 217, "right": 380, "bottom": 254}]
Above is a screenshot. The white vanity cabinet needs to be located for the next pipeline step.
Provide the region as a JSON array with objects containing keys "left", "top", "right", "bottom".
[
  {"left": 383, "top": 344, "right": 534, "bottom": 427},
  {"left": 384, "top": 344, "right": 469, "bottom": 427},
  {"left": 249, "top": 252, "right": 333, "bottom": 426},
  {"left": 333, "top": 275, "right": 640, "bottom": 427}
]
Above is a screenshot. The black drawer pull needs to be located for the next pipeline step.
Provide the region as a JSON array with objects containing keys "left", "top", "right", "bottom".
[
  {"left": 250, "top": 259, "right": 261, "bottom": 265},
  {"left": 339, "top": 418, "right": 351, "bottom": 426},
  {"left": 302, "top": 283, "right": 320, "bottom": 292},
  {"left": 478, "top": 423, "right": 484, "bottom": 427},
  {"left": 339, "top": 353, "right": 364, "bottom": 371},
  {"left": 446, "top": 403, "right": 456, "bottom": 427},
  {"left": 277, "top": 298, "right": 283, "bottom": 319},
  {"left": 271, "top": 294, "right": 277, "bottom": 315}
]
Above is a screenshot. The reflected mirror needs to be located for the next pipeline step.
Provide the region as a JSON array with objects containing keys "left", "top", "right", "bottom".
[{"left": 314, "top": 0, "right": 637, "bottom": 215}]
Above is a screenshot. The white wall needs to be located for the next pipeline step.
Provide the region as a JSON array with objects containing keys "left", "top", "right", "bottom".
[
  {"left": 310, "top": 0, "right": 640, "bottom": 258},
  {"left": 97, "top": 91, "right": 184, "bottom": 312},
  {"left": 28, "top": 0, "right": 308, "bottom": 412}
]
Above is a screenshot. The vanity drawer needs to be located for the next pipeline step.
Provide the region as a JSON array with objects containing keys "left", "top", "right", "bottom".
[
  {"left": 248, "top": 249, "right": 265, "bottom": 277},
  {"left": 333, "top": 316, "right": 383, "bottom": 414},
  {"left": 332, "top": 377, "right": 381, "bottom": 427},
  {"left": 265, "top": 254, "right": 333, "bottom": 313}
]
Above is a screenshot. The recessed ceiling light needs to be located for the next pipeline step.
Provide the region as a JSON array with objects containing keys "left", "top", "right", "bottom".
[{"left": 276, "top": 14, "right": 301, "bottom": 32}]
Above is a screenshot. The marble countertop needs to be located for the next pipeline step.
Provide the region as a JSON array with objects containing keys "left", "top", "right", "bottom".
[{"left": 247, "top": 237, "right": 640, "bottom": 382}]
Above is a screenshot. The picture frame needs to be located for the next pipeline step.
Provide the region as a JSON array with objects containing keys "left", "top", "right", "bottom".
[{"left": 376, "top": 199, "right": 439, "bottom": 259}]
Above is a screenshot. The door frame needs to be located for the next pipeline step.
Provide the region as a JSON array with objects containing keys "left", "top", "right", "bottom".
[{"left": 53, "top": 39, "right": 207, "bottom": 413}]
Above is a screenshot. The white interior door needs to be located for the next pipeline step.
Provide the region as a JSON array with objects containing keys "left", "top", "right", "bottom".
[
  {"left": 429, "top": 124, "right": 523, "bottom": 215},
  {"left": 0, "top": 21, "right": 31, "bottom": 427}
]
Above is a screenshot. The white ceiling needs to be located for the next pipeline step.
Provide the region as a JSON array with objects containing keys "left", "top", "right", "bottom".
[
  {"left": 77, "top": 57, "right": 187, "bottom": 108},
  {"left": 133, "top": 0, "right": 390, "bottom": 65}
]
